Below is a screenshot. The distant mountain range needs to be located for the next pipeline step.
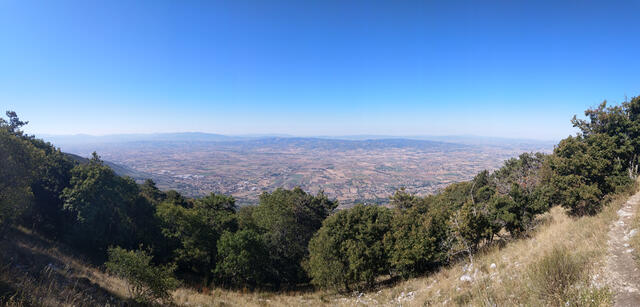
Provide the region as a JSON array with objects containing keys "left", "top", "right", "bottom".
[
  {"left": 38, "top": 132, "right": 556, "bottom": 148},
  {"left": 39, "top": 132, "right": 242, "bottom": 144}
]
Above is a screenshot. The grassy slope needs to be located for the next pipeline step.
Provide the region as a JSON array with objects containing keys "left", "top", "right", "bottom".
[
  {"left": 0, "top": 227, "right": 133, "bottom": 306},
  {"left": 1, "top": 188, "right": 635, "bottom": 306}
]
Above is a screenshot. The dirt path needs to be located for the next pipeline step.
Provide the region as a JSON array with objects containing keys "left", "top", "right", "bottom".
[{"left": 605, "top": 192, "right": 640, "bottom": 306}]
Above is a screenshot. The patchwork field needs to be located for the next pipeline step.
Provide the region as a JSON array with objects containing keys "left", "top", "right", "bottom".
[{"left": 54, "top": 136, "right": 552, "bottom": 206}]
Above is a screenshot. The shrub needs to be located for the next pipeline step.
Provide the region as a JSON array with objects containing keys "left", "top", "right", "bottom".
[
  {"left": 527, "top": 246, "right": 585, "bottom": 305},
  {"left": 384, "top": 207, "right": 448, "bottom": 278},
  {"left": 251, "top": 188, "right": 337, "bottom": 286},
  {"left": 215, "top": 229, "right": 269, "bottom": 287},
  {"left": 548, "top": 132, "right": 631, "bottom": 216},
  {"left": 105, "top": 247, "right": 179, "bottom": 304},
  {"left": 306, "top": 204, "right": 392, "bottom": 291},
  {"left": 155, "top": 193, "right": 237, "bottom": 284}
]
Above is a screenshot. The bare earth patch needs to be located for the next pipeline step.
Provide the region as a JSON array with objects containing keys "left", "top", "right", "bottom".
[{"left": 604, "top": 191, "right": 640, "bottom": 306}]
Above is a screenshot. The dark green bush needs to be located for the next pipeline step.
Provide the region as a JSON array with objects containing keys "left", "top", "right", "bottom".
[
  {"left": 384, "top": 206, "right": 448, "bottom": 278},
  {"left": 306, "top": 204, "right": 392, "bottom": 291},
  {"left": 250, "top": 187, "right": 337, "bottom": 286},
  {"left": 105, "top": 247, "right": 179, "bottom": 304},
  {"left": 215, "top": 229, "right": 269, "bottom": 287},
  {"left": 155, "top": 193, "right": 237, "bottom": 283}
]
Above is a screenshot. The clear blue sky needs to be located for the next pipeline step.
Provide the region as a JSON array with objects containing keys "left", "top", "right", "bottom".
[{"left": 1, "top": 0, "right": 639, "bottom": 140}]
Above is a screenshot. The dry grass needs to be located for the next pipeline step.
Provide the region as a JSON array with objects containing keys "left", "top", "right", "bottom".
[
  {"left": 0, "top": 227, "right": 132, "bottom": 306},
  {"left": 2, "top": 188, "right": 634, "bottom": 306}
]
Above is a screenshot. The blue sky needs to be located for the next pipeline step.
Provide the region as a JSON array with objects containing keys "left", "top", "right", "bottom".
[{"left": 1, "top": 0, "right": 639, "bottom": 140}]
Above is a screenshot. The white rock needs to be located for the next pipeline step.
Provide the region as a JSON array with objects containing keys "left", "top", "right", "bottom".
[
  {"left": 490, "top": 263, "right": 497, "bottom": 269},
  {"left": 630, "top": 229, "right": 638, "bottom": 237},
  {"left": 463, "top": 263, "right": 473, "bottom": 272},
  {"left": 397, "top": 291, "right": 416, "bottom": 302},
  {"left": 618, "top": 209, "right": 633, "bottom": 217},
  {"left": 460, "top": 274, "right": 473, "bottom": 282}
]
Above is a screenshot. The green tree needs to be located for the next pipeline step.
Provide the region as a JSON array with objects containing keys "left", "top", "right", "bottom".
[
  {"left": 61, "top": 153, "right": 140, "bottom": 255},
  {"left": 384, "top": 205, "right": 448, "bottom": 278},
  {"left": 251, "top": 187, "right": 337, "bottom": 286},
  {"left": 0, "top": 111, "right": 29, "bottom": 135},
  {"left": 0, "top": 130, "right": 41, "bottom": 229},
  {"left": 488, "top": 184, "right": 548, "bottom": 236},
  {"left": 23, "top": 141, "right": 76, "bottom": 238},
  {"left": 0, "top": 112, "right": 43, "bottom": 230},
  {"left": 446, "top": 200, "right": 492, "bottom": 263},
  {"left": 139, "top": 179, "right": 166, "bottom": 205},
  {"left": 571, "top": 98, "right": 640, "bottom": 177},
  {"left": 215, "top": 229, "right": 269, "bottom": 287},
  {"left": 489, "top": 153, "right": 551, "bottom": 236},
  {"left": 550, "top": 97, "right": 640, "bottom": 215},
  {"left": 548, "top": 134, "right": 627, "bottom": 215},
  {"left": 306, "top": 204, "right": 392, "bottom": 291},
  {"left": 155, "top": 193, "right": 237, "bottom": 284},
  {"left": 389, "top": 187, "right": 421, "bottom": 209}
]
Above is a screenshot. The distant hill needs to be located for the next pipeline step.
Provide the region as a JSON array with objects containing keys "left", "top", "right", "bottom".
[
  {"left": 40, "top": 132, "right": 243, "bottom": 145},
  {"left": 39, "top": 132, "right": 555, "bottom": 149},
  {"left": 318, "top": 134, "right": 558, "bottom": 148},
  {"left": 218, "top": 137, "right": 470, "bottom": 151},
  {"left": 64, "top": 153, "right": 150, "bottom": 180}
]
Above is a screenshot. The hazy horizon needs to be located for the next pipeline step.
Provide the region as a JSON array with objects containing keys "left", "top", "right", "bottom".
[
  {"left": 35, "top": 131, "right": 560, "bottom": 143},
  {"left": 3, "top": 1, "right": 640, "bottom": 139}
]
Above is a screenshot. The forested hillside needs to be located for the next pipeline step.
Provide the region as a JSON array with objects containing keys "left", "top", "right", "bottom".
[{"left": 2, "top": 96, "right": 640, "bottom": 305}]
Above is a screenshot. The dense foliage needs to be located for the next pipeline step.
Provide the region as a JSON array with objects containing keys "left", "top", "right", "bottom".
[
  {"left": 155, "top": 192, "right": 237, "bottom": 284},
  {"left": 306, "top": 204, "right": 392, "bottom": 290},
  {"left": 2, "top": 97, "right": 639, "bottom": 293},
  {"left": 248, "top": 188, "right": 337, "bottom": 287},
  {"left": 106, "top": 247, "right": 179, "bottom": 304}
]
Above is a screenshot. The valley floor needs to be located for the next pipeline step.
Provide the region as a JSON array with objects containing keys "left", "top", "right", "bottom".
[{"left": 1, "top": 187, "right": 639, "bottom": 306}]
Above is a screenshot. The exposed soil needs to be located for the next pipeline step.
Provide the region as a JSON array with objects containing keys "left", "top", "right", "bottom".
[{"left": 605, "top": 192, "right": 640, "bottom": 306}]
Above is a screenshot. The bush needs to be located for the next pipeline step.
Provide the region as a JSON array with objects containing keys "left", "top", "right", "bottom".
[
  {"left": 215, "top": 229, "right": 269, "bottom": 287},
  {"left": 306, "top": 204, "right": 392, "bottom": 291},
  {"left": 548, "top": 129, "right": 632, "bottom": 216},
  {"left": 105, "top": 247, "right": 179, "bottom": 304},
  {"left": 251, "top": 188, "right": 337, "bottom": 286},
  {"left": 155, "top": 193, "right": 237, "bottom": 284},
  {"left": 527, "top": 246, "right": 585, "bottom": 305},
  {"left": 384, "top": 207, "right": 448, "bottom": 278}
]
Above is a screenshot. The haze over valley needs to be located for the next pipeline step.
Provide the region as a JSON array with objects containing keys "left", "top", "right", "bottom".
[{"left": 46, "top": 133, "right": 553, "bottom": 206}]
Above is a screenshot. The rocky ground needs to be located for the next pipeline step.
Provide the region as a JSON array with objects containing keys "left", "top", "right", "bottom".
[{"left": 604, "top": 191, "right": 640, "bottom": 306}]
